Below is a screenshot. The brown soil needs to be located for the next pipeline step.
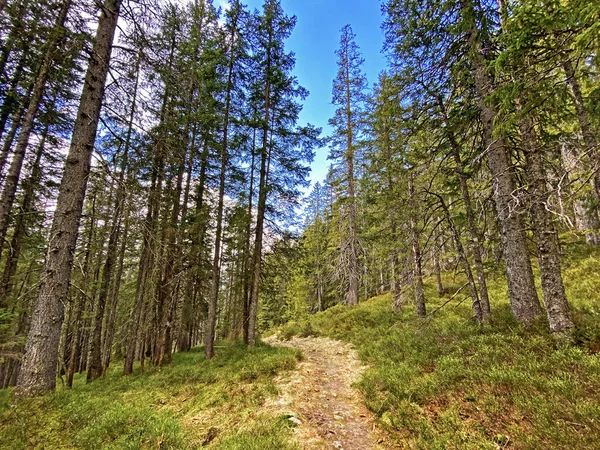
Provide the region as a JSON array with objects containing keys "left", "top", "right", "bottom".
[{"left": 263, "top": 335, "right": 390, "bottom": 450}]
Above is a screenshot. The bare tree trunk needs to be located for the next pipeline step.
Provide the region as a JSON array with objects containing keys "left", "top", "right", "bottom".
[
  {"left": 205, "top": 16, "right": 237, "bottom": 358},
  {"left": 16, "top": 0, "right": 121, "bottom": 397},
  {"left": 242, "top": 125, "right": 256, "bottom": 343},
  {"left": 0, "top": 121, "right": 47, "bottom": 307},
  {"left": 409, "top": 175, "right": 426, "bottom": 317},
  {"left": 563, "top": 59, "right": 600, "bottom": 202},
  {"left": 439, "top": 98, "right": 490, "bottom": 317},
  {"left": 460, "top": 0, "right": 541, "bottom": 324},
  {"left": 518, "top": 108, "right": 573, "bottom": 336},
  {"left": 433, "top": 226, "right": 444, "bottom": 297},
  {"left": 247, "top": 26, "right": 274, "bottom": 346},
  {"left": 87, "top": 156, "right": 129, "bottom": 380},
  {"left": 436, "top": 196, "right": 483, "bottom": 323},
  {"left": 391, "top": 249, "right": 402, "bottom": 312}
]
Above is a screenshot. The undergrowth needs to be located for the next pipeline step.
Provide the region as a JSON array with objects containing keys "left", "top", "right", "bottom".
[
  {"left": 0, "top": 341, "right": 301, "bottom": 450},
  {"left": 277, "top": 239, "right": 600, "bottom": 449}
]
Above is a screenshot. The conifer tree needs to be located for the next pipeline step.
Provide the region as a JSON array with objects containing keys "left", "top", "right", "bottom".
[{"left": 328, "top": 24, "right": 368, "bottom": 306}]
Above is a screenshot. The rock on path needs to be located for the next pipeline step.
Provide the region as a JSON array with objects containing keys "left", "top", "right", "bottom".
[{"left": 263, "top": 335, "right": 389, "bottom": 450}]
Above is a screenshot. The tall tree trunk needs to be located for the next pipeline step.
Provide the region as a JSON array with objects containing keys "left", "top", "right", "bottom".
[
  {"left": 0, "top": 0, "right": 71, "bottom": 262},
  {"left": 66, "top": 188, "right": 98, "bottom": 388},
  {"left": 87, "top": 154, "right": 129, "bottom": 380},
  {"left": 242, "top": 125, "right": 256, "bottom": 343},
  {"left": 438, "top": 98, "right": 490, "bottom": 317},
  {"left": 16, "top": 0, "right": 121, "bottom": 397},
  {"left": 460, "top": 0, "right": 541, "bottom": 324},
  {"left": 102, "top": 206, "right": 130, "bottom": 376},
  {"left": 518, "top": 107, "right": 573, "bottom": 336},
  {"left": 205, "top": 17, "right": 237, "bottom": 359},
  {"left": 562, "top": 59, "right": 600, "bottom": 203},
  {"left": 0, "top": 121, "right": 47, "bottom": 307},
  {"left": 344, "top": 42, "right": 359, "bottom": 307},
  {"left": 409, "top": 175, "right": 426, "bottom": 317},
  {"left": 247, "top": 25, "right": 273, "bottom": 346}
]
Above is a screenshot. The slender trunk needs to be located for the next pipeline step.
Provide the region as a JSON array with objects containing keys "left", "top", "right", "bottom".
[
  {"left": 87, "top": 151, "right": 129, "bottom": 380},
  {"left": 562, "top": 59, "right": 600, "bottom": 203},
  {"left": 242, "top": 125, "right": 256, "bottom": 342},
  {"left": 391, "top": 249, "right": 402, "bottom": 312},
  {"left": 0, "top": 122, "right": 47, "bottom": 307},
  {"left": 438, "top": 98, "right": 491, "bottom": 318},
  {"left": 344, "top": 40, "right": 359, "bottom": 307},
  {"left": 66, "top": 191, "right": 98, "bottom": 388},
  {"left": 438, "top": 197, "right": 483, "bottom": 323},
  {"left": 0, "top": 0, "right": 71, "bottom": 263},
  {"left": 518, "top": 107, "right": 573, "bottom": 336},
  {"left": 16, "top": 0, "right": 121, "bottom": 396},
  {"left": 434, "top": 242, "right": 444, "bottom": 297},
  {"left": 247, "top": 24, "right": 273, "bottom": 346},
  {"left": 409, "top": 175, "right": 426, "bottom": 317},
  {"left": 101, "top": 205, "right": 130, "bottom": 376},
  {"left": 205, "top": 19, "right": 237, "bottom": 358},
  {"left": 460, "top": 0, "right": 541, "bottom": 324}
]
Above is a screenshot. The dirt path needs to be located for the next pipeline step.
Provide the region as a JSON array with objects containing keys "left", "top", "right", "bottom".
[{"left": 263, "top": 335, "right": 388, "bottom": 450}]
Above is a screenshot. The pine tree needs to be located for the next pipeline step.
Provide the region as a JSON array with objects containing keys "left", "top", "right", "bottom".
[
  {"left": 327, "top": 24, "right": 368, "bottom": 306},
  {"left": 16, "top": 0, "right": 122, "bottom": 397}
]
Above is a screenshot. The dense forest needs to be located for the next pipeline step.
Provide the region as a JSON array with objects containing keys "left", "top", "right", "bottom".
[{"left": 0, "top": 0, "right": 600, "bottom": 448}]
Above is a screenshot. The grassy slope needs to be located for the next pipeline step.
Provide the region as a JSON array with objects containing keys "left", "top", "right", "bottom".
[
  {"left": 0, "top": 342, "right": 301, "bottom": 450},
  {"left": 280, "top": 240, "right": 600, "bottom": 449}
]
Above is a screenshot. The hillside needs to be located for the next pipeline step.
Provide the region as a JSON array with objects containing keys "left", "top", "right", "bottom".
[
  {"left": 2, "top": 241, "right": 599, "bottom": 449},
  {"left": 277, "top": 240, "right": 600, "bottom": 449}
]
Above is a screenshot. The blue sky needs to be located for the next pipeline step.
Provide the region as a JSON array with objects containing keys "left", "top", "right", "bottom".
[{"left": 231, "top": 0, "right": 387, "bottom": 186}]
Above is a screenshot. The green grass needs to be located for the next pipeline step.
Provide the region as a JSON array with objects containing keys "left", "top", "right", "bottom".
[
  {"left": 0, "top": 341, "right": 301, "bottom": 450},
  {"left": 277, "top": 240, "right": 600, "bottom": 449}
]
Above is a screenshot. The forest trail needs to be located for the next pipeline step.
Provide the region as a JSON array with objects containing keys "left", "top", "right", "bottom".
[{"left": 263, "top": 335, "right": 388, "bottom": 450}]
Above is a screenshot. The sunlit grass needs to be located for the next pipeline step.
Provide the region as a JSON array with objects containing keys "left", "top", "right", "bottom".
[
  {"left": 278, "top": 239, "right": 600, "bottom": 449},
  {"left": 0, "top": 341, "right": 301, "bottom": 449}
]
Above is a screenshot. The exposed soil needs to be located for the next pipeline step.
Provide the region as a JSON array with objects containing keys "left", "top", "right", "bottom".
[{"left": 263, "top": 335, "right": 390, "bottom": 450}]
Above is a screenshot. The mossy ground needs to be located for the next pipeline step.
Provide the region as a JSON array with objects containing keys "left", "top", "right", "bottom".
[
  {"left": 0, "top": 342, "right": 301, "bottom": 450},
  {"left": 278, "top": 239, "right": 600, "bottom": 449}
]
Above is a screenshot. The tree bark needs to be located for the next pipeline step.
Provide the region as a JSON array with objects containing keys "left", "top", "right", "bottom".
[
  {"left": 518, "top": 107, "right": 573, "bottom": 336},
  {"left": 0, "top": 0, "right": 71, "bottom": 262},
  {"left": 438, "top": 98, "right": 490, "bottom": 317},
  {"left": 0, "top": 121, "right": 47, "bottom": 308},
  {"left": 205, "top": 15, "right": 237, "bottom": 359},
  {"left": 409, "top": 175, "right": 426, "bottom": 317},
  {"left": 562, "top": 59, "right": 600, "bottom": 203},
  {"left": 460, "top": 0, "right": 541, "bottom": 324},
  {"left": 16, "top": 0, "right": 121, "bottom": 396}
]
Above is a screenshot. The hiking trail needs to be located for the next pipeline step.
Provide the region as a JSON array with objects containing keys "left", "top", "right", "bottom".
[{"left": 263, "top": 335, "right": 390, "bottom": 450}]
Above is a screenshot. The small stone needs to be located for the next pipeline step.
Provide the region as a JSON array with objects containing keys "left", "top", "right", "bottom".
[{"left": 289, "top": 417, "right": 302, "bottom": 425}]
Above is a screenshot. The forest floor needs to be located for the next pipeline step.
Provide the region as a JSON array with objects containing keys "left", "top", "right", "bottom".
[
  {"left": 263, "top": 335, "right": 388, "bottom": 450},
  {"left": 276, "top": 239, "right": 600, "bottom": 449},
  {"left": 2, "top": 240, "right": 600, "bottom": 449}
]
